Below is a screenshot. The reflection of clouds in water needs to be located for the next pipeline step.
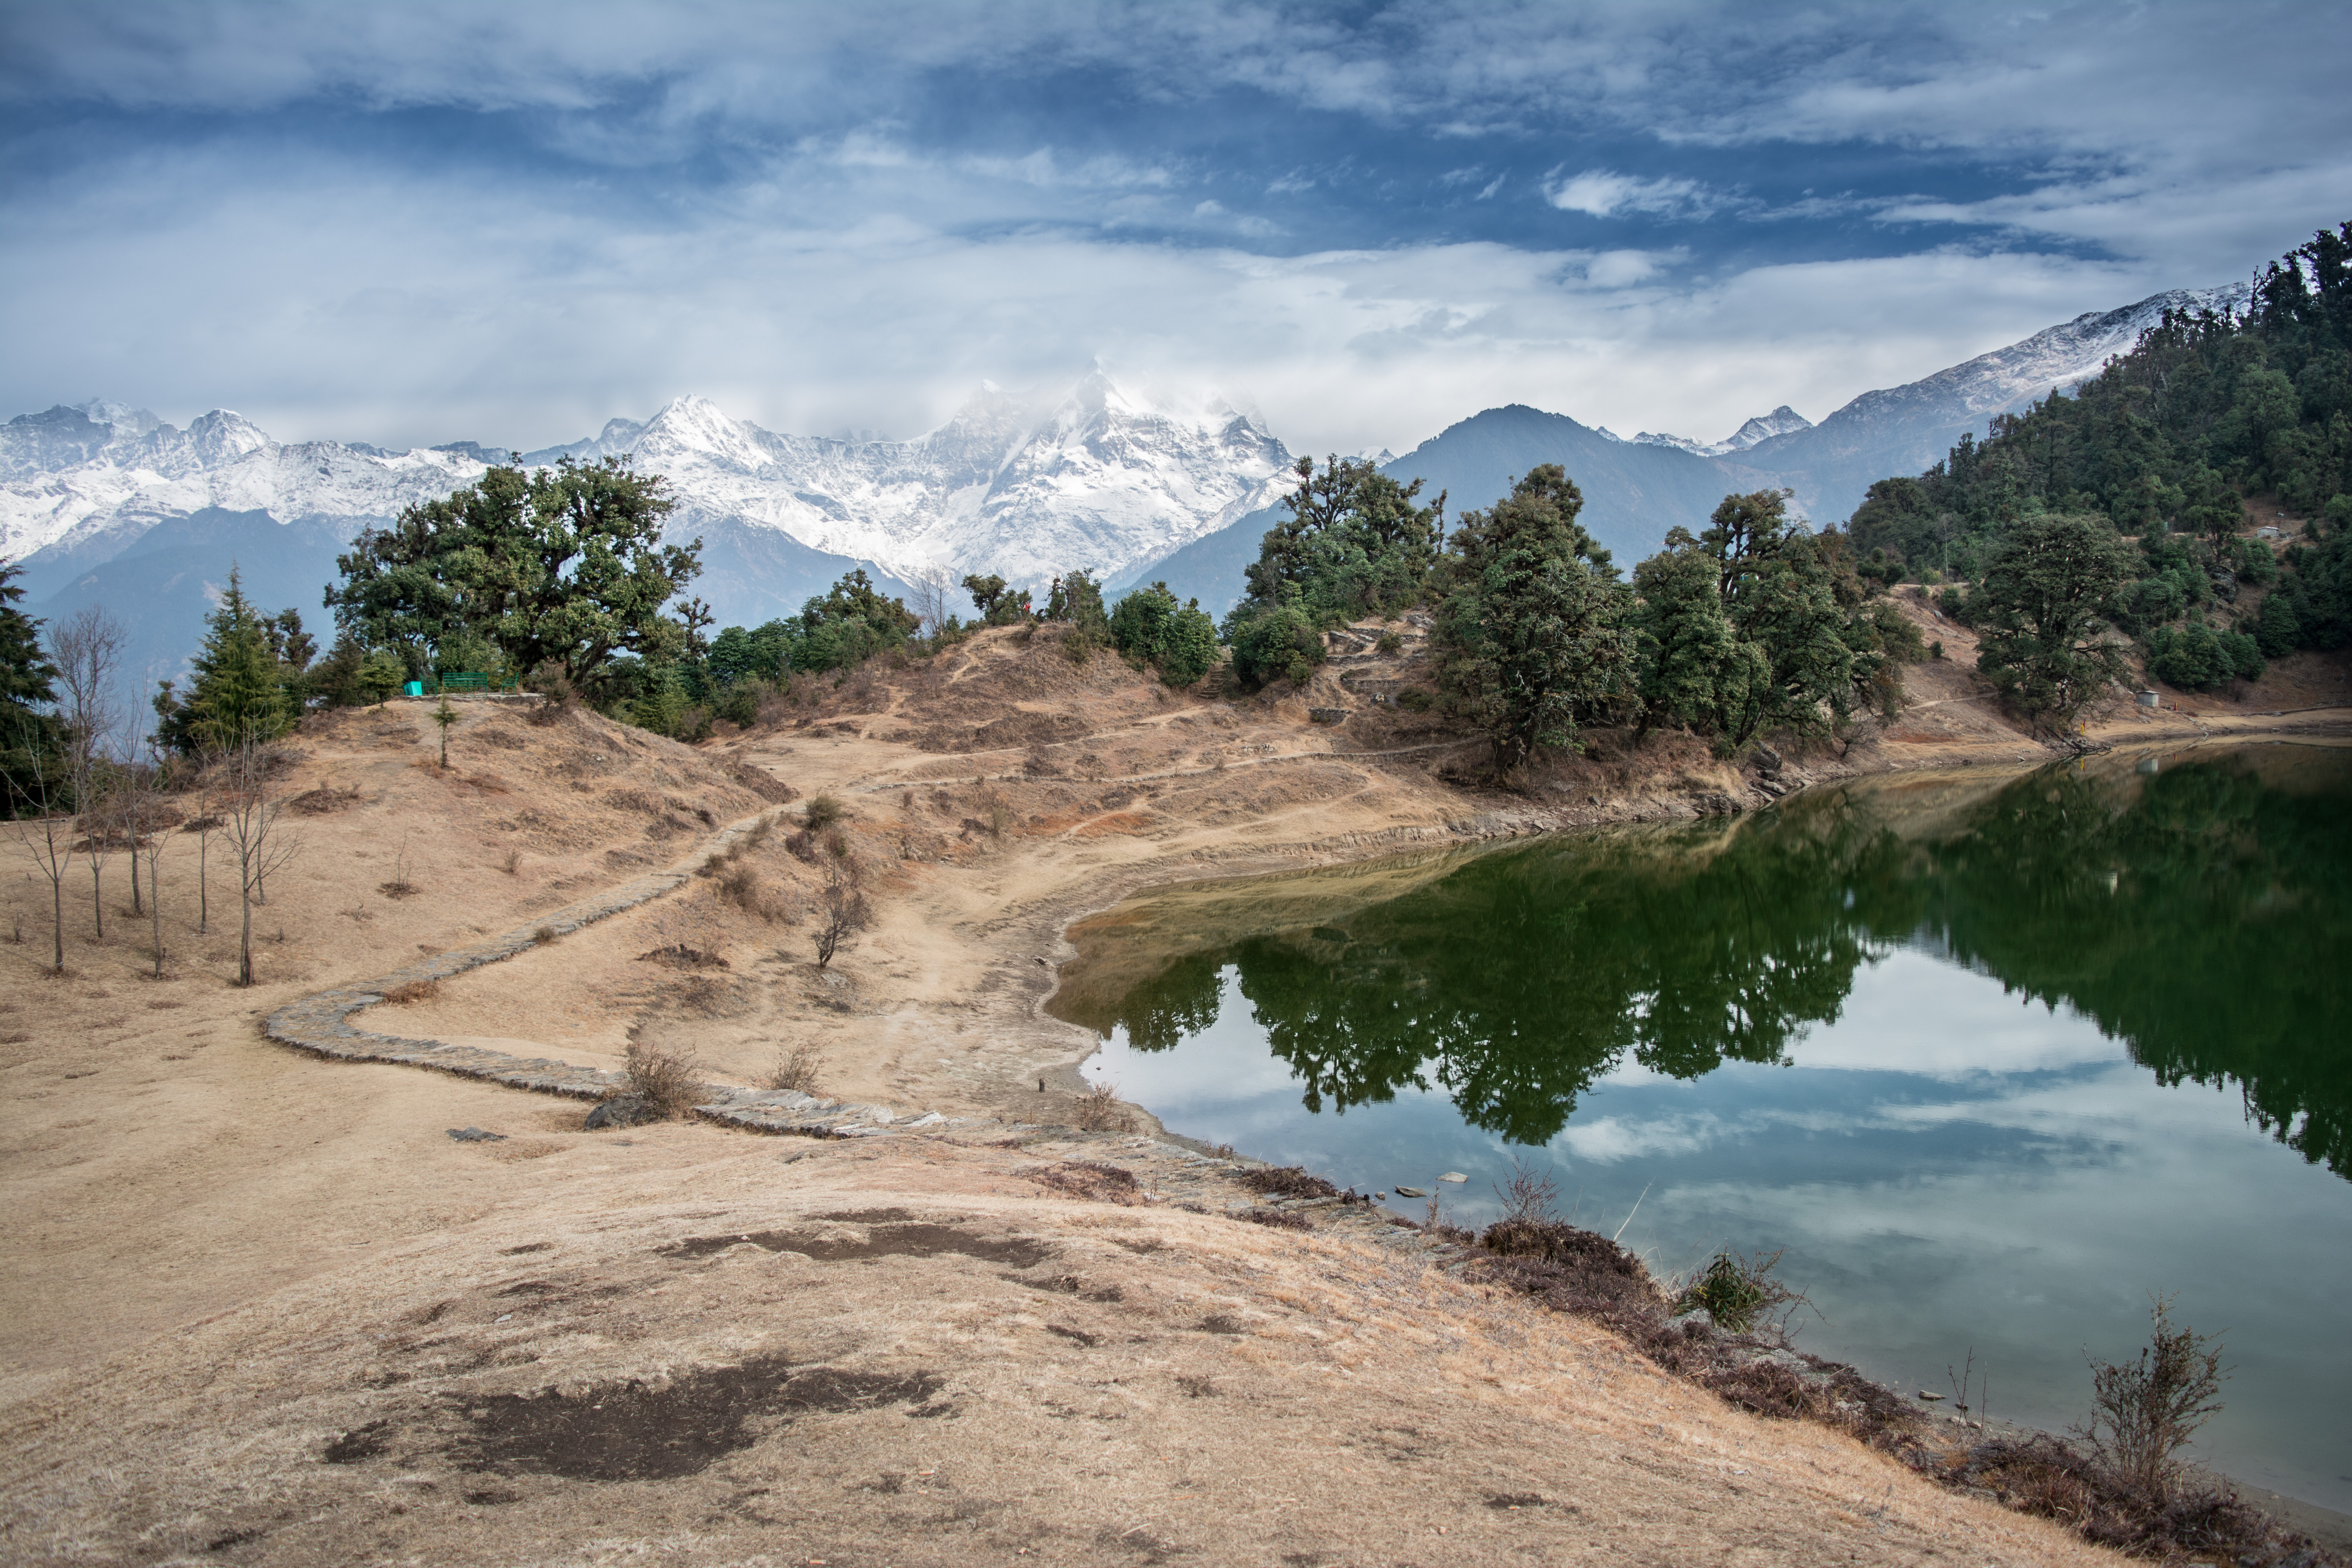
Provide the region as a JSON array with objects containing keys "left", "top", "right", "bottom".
[
  {"left": 1786, "top": 951, "right": 2123, "bottom": 1077},
  {"left": 1087, "top": 969, "right": 1446, "bottom": 1113},
  {"left": 1554, "top": 1113, "right": 1724, "bottom": 1163}
]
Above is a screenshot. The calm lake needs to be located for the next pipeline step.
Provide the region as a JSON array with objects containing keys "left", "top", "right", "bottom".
[{"left": 1051, "top": 741, "right": 2352, "bottom": 1511}]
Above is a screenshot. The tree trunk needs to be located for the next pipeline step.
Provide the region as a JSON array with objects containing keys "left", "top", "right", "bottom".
[
  {"left": 130, "top": 850, "right": 142, "bottom": 915},
  {"left": 238, "top": 862, "right": 254, "bottom": 986},
  {"left": 51, "top": 873, "right": 63, "bottom": 973},
  {"left": 198, "top": 834, "right": 209, "bottom": 933},
  {"left": 90, "top": 862, "right": 103, "bottom": 939}
]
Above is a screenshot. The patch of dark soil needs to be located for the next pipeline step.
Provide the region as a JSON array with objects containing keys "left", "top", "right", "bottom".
[
  {"left": 1234, "top": 1165, "right": 1340, "bottom": 1200},
  {"left": 729, "top": 762, "right": 796, "bottom": 802},
  {"left": 288, "top": 784, "right": 364, "bottom": 815},
  {"left": 1027, "top": 1160, "right": 1143, "bottom": 1205},
  {"left": 501, "top": 1243, "right": 551, "bottom": 1255},
  {"left": 1484, "top": 1493, "right": 1549, "bottom": 1510},
  {"left": 637, "top": 944, "right": 729, "bottom": 969},
  {"left": 495, "top": 1280, "right": 558, "bottom": 1298},
  {"left": 815, "top": 1207, "right": 917, "bottom": 1223},
  {"left": 463, "top": 1488, "right": 521, "bottom": 1505},
  {"left": 1045, "top": 1324, "right": 1100, "bottom": 1348},
  {"left": 321, "top": 1421, "right": 390, "bottom": 1464},
  {"left": 1236, "top": 1207, "right": 1312, "bottom": 1231},
  {"left": 659, "top": 1222, "right": 1051, "bottom": 1269},
  {"left": 449, "top": 1355, "right": 944, "bottom": 1481},
  {"left": 207, "top": 1527, "right": 262, "bottom": 1552},
  {"left": 1198, "top": 1314, "right": 1246, "bottom": 1335}
]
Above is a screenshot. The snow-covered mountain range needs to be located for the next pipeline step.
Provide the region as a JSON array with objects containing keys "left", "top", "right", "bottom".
[
  {"left": 1634, "top": 405, "right": 1815, "bottom": 457},
  {"left": 2, "top": 373, "right": 1294, "bottom": 598},
  {"left": 4, "top": 271, "right": 2259, "bottom": 711}
]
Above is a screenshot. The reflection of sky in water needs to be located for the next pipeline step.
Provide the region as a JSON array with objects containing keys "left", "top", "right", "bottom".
[{"left": 1082, "top": 947, "right": 2352, "bottom": 1511}]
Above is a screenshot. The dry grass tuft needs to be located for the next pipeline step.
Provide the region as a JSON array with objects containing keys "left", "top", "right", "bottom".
[
  {"left": 759, "top": 1042, "right": 825, "bottom": 1095},
  {"left": 1236, "top": 1207, "right": 1313, "bottom": 1232},
  {"left": 1072, "top": 1079, "right": 1132, "bottom": 1132},
  {"left": 620, "top": 1041, "right": 709, "bottom": 1120},
  {"left": 380, "top": 978, "right": 440, "bottom": 1005}
]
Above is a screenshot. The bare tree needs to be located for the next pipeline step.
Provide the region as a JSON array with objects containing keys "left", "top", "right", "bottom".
[
  {"left": 48, "top": 607, "right": 124, "bottom": 940},
  {"left": 5, "top": 712, "right": 74, "bottom": 973},
  {"left": 907, "top": 566, "right": 956, "bottom": 641},
  {"left": 812, "top": 839, "right": 869, "bottom": 969},
  {"left": 221, "top": 731, "right": 302, "bottom": 985},
  {"left": 189, "top": 751, "right": 219, "bottom": 933},
  {"left": 122, "top": 738, "right": 171, "bottom": 977}
]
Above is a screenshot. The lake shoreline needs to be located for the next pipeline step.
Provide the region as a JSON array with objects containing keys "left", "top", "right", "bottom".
[{"left": 1038, "top": 715, "right": 2352, "bottom": 1559}]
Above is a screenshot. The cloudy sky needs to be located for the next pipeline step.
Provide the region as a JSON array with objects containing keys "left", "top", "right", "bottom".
[{"left": 3, "top": 0, "right": 2347, "bottom": 456}]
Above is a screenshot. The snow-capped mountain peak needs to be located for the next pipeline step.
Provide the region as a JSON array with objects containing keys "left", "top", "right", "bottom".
[{"left": 1635, "top": 404, "right": 1813, "bottom": 458}]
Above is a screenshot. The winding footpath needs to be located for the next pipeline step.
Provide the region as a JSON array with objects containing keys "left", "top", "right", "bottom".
[{"left": 260, "top": 803, "right": 978, "bottom": 1140}]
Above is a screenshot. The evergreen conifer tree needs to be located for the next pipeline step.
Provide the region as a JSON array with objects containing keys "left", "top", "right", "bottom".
[
  {"left": 0, "top": 560, "right": 63, "bottom": 817},
  {"left": 187, "top": 565, "right": 290, "bottom": 749}
]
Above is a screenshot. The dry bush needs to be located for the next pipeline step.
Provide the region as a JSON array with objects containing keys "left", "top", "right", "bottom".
[
  {"left": 2078, "top": 1294, "right": 2229, "bottom": 1508},
  {"left": 1235, "top": 1165, "right": 1341, "bottom": 1200},
  {"left": 1944, "top": 1434, "right": 2280, "bottom": 1561},
  {"left": 975, "top": 783, "right": 1012, "bottom": 838},
  {"left": 534, "top": 925, "right": 559, "bottom": 944},
  {"left": 621, "top": 1041, "right": 709, "bottom": 1119},
  {"left": 759, "top": 1042, "right": 824, "bottom": 1095},
  {"left": 1072, "top": 1079, "right": 1132, "bottom": 1132},
  {"left": 525, "top": 665, "right": 575, "bottom": 726},
  {"left": 802, "top": 792, "right": 846, "bottom": 831},
  {"left": 813, "top": 848, "right": 869, "bottom": 968},
  {"left": 1238, "top": 1207, "right": 1312, "bottom": 1232},
  {"left": 380, "top": 978, "right": 441, "bottom": 1005}
]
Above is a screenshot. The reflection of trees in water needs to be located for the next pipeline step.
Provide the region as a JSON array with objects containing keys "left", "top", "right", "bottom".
[
  {"left": 1108, "top": 811, "right": 1919, "bottom": 1145},
  {"left": 1100, "top": 748, "right": 2351, "bottom": 1174},
  {"left": 1916, "top": 754, "right": 2352, "bottom": 1178}
]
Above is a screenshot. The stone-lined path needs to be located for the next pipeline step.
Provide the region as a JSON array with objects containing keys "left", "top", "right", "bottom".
[{"left": 260, "top": 803, "right": 995, "bottom": 1140}]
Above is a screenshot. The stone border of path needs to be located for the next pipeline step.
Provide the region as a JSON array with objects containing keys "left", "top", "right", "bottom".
[{"left": 261, "top": 804, "right": 976, "bottom": 1140}]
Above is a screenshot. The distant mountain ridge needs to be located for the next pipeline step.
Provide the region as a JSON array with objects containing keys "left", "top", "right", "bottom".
[
  {"left": 1721, "top": 283, "right": 2252, "bottom": 523},
  {"left": 4, "top": 273, "right": 2256, "bottom": 705},
  {"left": 1119, "top": 404, "right": 1733, "bottom": 615}
]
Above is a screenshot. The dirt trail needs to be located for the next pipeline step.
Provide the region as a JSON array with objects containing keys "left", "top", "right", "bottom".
[{"left": 3, "top": 624, "right": 2345, "bottom": 1566}]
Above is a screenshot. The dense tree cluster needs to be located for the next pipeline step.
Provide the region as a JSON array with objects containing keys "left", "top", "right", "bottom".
[
  {"left": 1850, "top": 220, "right": 2352, "bottom": 673},
  {"left": 1222, "top": 455, "right": 1445, "bottom": 688}
]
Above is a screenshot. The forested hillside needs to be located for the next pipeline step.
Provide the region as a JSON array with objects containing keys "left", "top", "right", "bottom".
[{"left": 1849, "top": 221, "right": 2351, "bottom": 674}]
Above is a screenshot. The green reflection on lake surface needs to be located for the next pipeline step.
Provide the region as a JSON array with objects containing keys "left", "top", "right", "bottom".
[
  {"left": 1059, "top": 743, "right": 2351, "bottom": 1174},
  {"left": 1050, "top": 741, "right": 2352, "bottom": 1509}
]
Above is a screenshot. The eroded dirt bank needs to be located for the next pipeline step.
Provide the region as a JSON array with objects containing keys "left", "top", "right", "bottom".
[{"left": 4, "top": 620, "right": 2346, "bottom": 1565}]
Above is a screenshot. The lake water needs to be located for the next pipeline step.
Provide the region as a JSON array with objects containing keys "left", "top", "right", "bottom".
[{"left": 1051, "top": 742, "right": 2352, "bottom": 1511}]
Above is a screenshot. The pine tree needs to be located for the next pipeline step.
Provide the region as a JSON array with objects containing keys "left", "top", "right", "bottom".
[
  {"left": 0, "top": 560, "right": 63, "bottom": 817},
  {"left": 186, "top": 565, "right": 290, "bottom": 750}
]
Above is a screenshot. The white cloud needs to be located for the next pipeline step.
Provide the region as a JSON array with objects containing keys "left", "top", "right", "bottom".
[{"left": 1545, "top": 168, "right": 1713, "bottom": 220}]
